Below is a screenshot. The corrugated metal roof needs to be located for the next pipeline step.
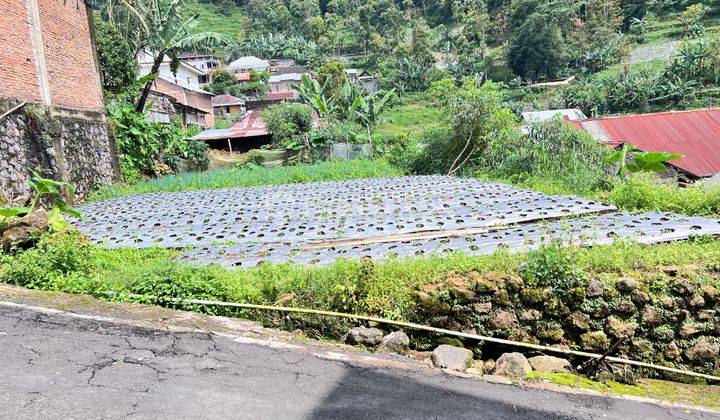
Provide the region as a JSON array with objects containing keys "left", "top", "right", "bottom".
[
  {"left": 191, "top": 112, "right": 268, "bottom": 141},
  {"left": 269, "top": 73, "right": 303, "bottom": 83},
  {"left": 522, "top": 108, "right": 587, "bottom": 123},
  {"left": 571, "top": 108, "right": 720, "bottom": 177},
  {"left": 151, "top": 77, "right": 212, "bottom": 113},
  {"left": 211, "top": 94, "right": 244, "bottom": 107},
  {"left": 265, "top": 92, "right": 295, "bottom": 100}
]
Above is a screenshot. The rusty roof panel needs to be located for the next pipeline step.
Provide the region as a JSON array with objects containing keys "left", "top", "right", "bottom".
[{"left": 571, "top": 108, "right": 720, "bottom": 177}]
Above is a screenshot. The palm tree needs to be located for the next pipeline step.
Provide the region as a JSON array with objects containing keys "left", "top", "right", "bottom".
[{"left": 107, "top": 0, "right": 230, "bottom": 112}]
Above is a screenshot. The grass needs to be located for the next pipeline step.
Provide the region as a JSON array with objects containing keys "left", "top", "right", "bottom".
[
  {"left": 2, "top": 231, "right": 719, "bottom": 323},
  {"left": 87, "top": 159, "right": 402, "bottom": 201},
  {"left": 375, "top": 94, "right": 443, "bottom": 138},
  {"left": 526, "top": 372, "right": 720, "bottom": 410},
  {"left": 593, "top": 59, "right": 666, "bottom": 80},
  {"left": 505, "top": 173, "right": 720, "bottom": 219},
  {"left": 184, "top": 0, "right": 245, "bottom": 39}
]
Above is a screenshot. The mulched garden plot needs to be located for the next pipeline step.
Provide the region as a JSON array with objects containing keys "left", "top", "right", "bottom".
[{"left": 73, "top": 176, "right": 720, "bottom": 267}]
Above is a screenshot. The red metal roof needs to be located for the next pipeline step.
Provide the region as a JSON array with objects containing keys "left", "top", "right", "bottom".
[
  {"left": 235, "top": 73, "right": 251, "bottom": 82},
  {"left": 211, "top": 93, "right": 244, "bottom": 107},
  {"left": 570, "top": 108, "right": 720, "bottom": 177},
  {"left": 265, "top": 92, "right": 295, "bottom": 101},
  {"left": 191, "top": 112, "right": 268, "bottom": 141}
]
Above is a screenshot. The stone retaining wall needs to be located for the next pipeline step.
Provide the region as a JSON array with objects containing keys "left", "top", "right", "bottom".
[
  {"left": 0, "top": 99, "right": 119, "bottom": 204},
  {"left": 413, "top": 268, "right": 720, "bottom": 375}
]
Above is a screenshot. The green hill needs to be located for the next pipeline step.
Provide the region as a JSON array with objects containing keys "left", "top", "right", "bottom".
[{"left": 185, "top": 0, "right": 244, "bottom": 39}]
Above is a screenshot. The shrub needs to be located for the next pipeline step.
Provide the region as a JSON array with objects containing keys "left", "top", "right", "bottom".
[
  {"left": 520, "top": 243, "right": 588, "bottom": 292},
  {"left": 604, "top": 174, "right": 720, "bottom": 217},
  {"left": 310, "top": 121, "right": 364, "bottom": 147},
  {"left": 262, "top": 103, "right": 314, "bottom": 150},
  {"left": 408, "top": 78, "right": 517, "bottom": 175},
  {"left": 107, "top": 103, "right": 207, "bottom": 180},
  {"left": 481, "top": 120, "right": 611, "bottom": 194}
]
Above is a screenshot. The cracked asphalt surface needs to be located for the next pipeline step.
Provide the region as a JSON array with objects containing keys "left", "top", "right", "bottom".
[{"left": 1, "top": 304, "right": 717, "bottom": 419}]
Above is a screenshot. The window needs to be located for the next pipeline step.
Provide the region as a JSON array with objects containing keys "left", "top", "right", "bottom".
[{"left": 226, "top": 106, "right": 230, "bottom": 113}]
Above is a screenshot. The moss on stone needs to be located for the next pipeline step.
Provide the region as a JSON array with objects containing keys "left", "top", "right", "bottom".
[{"left": 525, "top": 372, "right": 720, "bottom": 410}]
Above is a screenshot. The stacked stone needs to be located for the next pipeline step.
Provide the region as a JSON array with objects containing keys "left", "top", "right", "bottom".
[
  {"left": 0, "top": 101, "right": 117, "bottom": 203},
  {"left": 412, "top": 270, "right": 720, "bottom": 374}
]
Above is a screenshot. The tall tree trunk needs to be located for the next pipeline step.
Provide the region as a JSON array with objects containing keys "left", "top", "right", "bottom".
[{"left": 135, "top": 52, "right": 165, "bottom": 113}]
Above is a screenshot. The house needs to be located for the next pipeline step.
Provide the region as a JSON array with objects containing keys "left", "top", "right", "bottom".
[
  {"left": 146, "top": 77, "right": 215, "bottom": 128},
  {"left": 358, "top": 73, "right": 379, "bottom": 93},
  {"left": 345, "top": 68, "right": 359, "bottom": 82},
  {"left": 271, "top": 65, "right": 309, "bottom": 76},
  {"left": 0, "top": 0, "right": 119, "bottom": 201},
  {"left": 520, "top": 108, "right": 587, "bottom": 132},
  {"left": 179, "top": 52, "right": 221, "bottom": 84},
  {"left": 346, "top": 69, "right": 379, "bottom": 92},
  {"left": 246, "top": 92, "right": 296, "bottom": 111},
  {"left": 268, "top": 73, "right": 302, "bottom": 95},
  {"left": 137, "top": 51, "right": 204, "bottom": 90},
  {"left": 191, "top": 112, "right": 271, "bottom": 153},
  {"left": 227, "top": 56, "right": 269, "bottom": 75},
  {"left": 269, "top": 58, "right": 296, "bottom": 68},
  {"left": 570, "top": 108, "right": 720, "bottom": 179},
  {"left": 521, "top": 109, "right": 587, "bottom": 124},
  {"left": 212, "top": 94, "right": 246, "bottom": 118},
  {"left": 235, "top": 73, "right": 252, "bottom": 83}
]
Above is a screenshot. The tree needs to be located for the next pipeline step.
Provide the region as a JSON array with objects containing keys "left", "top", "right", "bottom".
[
  {"left": 412, "top": 78, "right": 517, "bottom": 174},
  {"left": 677, "top": 3, "right": 709, "bottom": 37},
  {"left": 571, "top": 0, "right": 626, "bottom": 72},
  {"left": 107, "top": 0, "right": 229, "bottom": 111},
  {"left": 317, "top": 61, "right": 348, "bottom": 99},
  {"left": 262, "top": 103, "right": 315, "bottom": 157},
  {"left": 93, "top": 14, "right": 138, "bottom": 99},
  {"left": 291, "top": 74, "right": 335, "bottom": 117},
  {"left": 508, "top": 13, "right": 569, "bottom": 80},
  {"left": 351, "top": 89, "right": 397, "bottom": 139}
]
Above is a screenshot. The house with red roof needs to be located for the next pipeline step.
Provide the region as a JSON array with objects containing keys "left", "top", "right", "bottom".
[
  {"left": 570, "top": 108, "right": 720, "bottom": 179},
  {"left": 212, "top": 94, "right": 246, "bottom": 118},
  {"left": 190, "top": 112, "right": 271, "bottom": 153}
]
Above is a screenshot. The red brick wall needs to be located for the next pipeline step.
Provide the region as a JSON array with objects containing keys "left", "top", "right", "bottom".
[
  {"left": 38, "top": 0, "right": 104, "bottom": 111},
  {"left": 0, "top": 0, "right": 104, "bottom": 112},
  {"left": 0, "top": 0, "right": 42, "bottom": 103}
]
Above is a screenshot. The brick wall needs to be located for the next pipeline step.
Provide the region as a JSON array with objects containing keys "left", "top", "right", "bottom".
[
  {"left": 0, "top": 1, "right": 119, "bottom": 202},
  {"left": 0, "top": 0, "right": 42, "bottom": 102},
  {"left": 0, "top": 0, "right": 104, "bottom": 112},
  {"left": 38, "top": 0, "right": 104, "bottom": 111}
]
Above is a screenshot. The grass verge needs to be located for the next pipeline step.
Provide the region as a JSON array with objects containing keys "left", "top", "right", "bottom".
[
  {"left": 88, "top": 159, "right": 402, "bottom": 201},
  {"left": 526, "top": 372, "right": 720, "bottom": 410}
]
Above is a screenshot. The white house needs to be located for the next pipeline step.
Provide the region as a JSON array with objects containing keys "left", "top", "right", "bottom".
[
  {"left": 268, "top": 73, "right": 303, "bottom": 95},
  {"left": 137, "top": 51, "right": 204, "bottom": 90},
  {"left": 179, "top": 53, "right": 221, "bottom": 84},
  {"left": 227, "top": 56, "right": 270, "bottom": 74}
]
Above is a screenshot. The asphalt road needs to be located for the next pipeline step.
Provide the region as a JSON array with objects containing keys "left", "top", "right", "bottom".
[{"left": 0, "top": 304, "right": 716, "bottom": 419}]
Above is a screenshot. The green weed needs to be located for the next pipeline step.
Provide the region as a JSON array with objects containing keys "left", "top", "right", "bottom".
[{"left": 88, "top": 159, "right": 402, "bottom": 201}]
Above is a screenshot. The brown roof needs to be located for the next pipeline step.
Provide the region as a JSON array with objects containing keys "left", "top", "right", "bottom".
[
  {"left": 151, "top": 77, "right": 212, "bottom": 114},
  {"left": 211, "top": 94, "right": 244, "bottom": 107}
]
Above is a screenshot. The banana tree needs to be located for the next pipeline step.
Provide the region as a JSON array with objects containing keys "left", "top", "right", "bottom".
[
  {"left": 352, "top": 89, "right": 396, "bottom": 140},
  {"left": 107, "top": 0, "right": 230, "bottom": 112},
  {"left": 604, "top": 143, "right": 683, "bottom": 179},
  {"left": 291, "top": 74, "right": 335, "bottom": 117}
]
